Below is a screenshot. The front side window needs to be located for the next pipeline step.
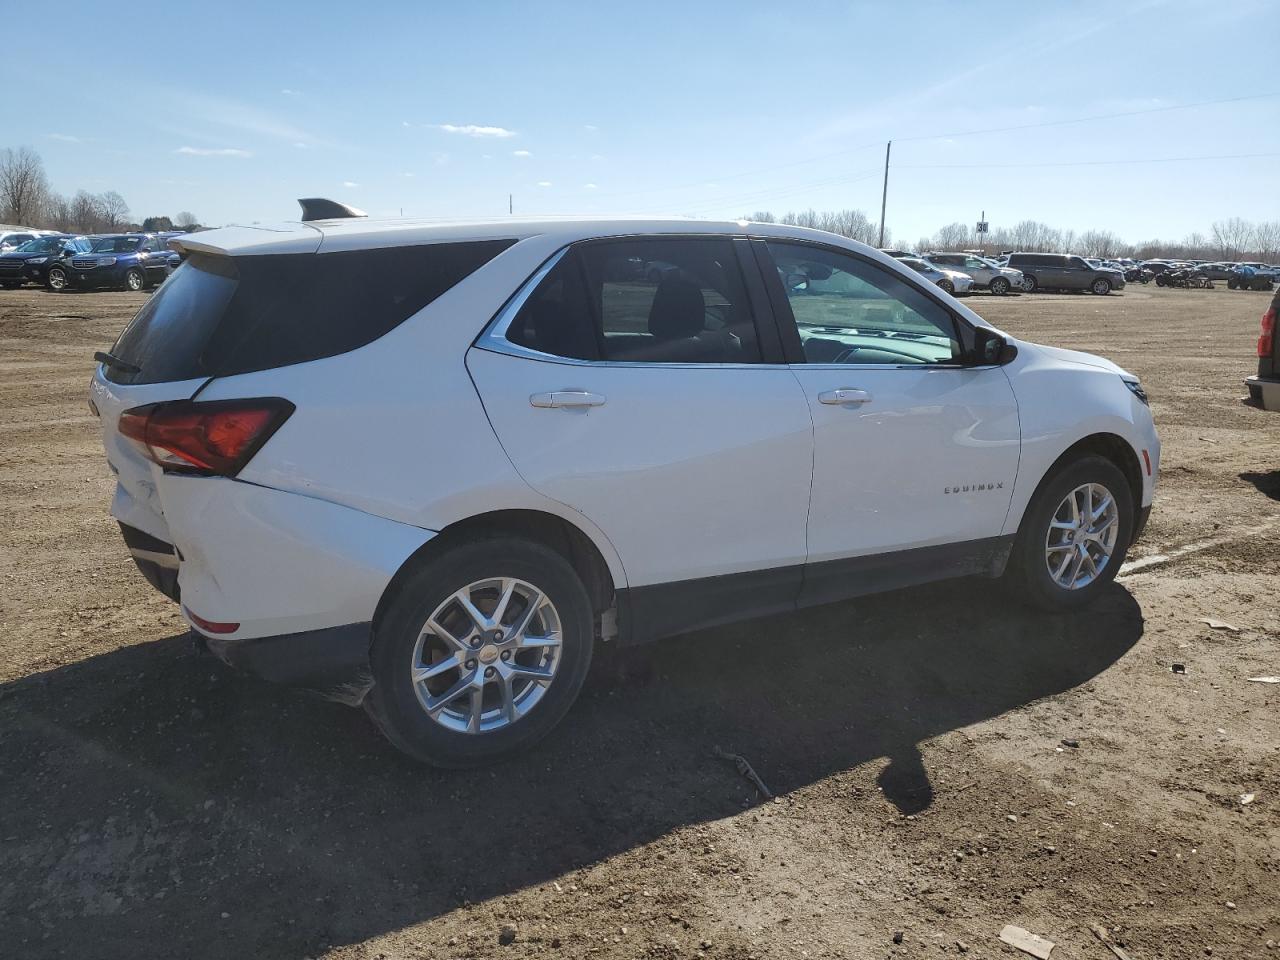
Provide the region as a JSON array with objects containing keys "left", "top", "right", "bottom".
[
  {"left": 765, "top": 241, "right": 961, "bottom": 365},
  {"left": 507, "top": 237, "right": 762, "bottom": 364}
]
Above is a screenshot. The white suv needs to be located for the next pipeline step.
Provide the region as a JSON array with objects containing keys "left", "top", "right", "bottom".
[{"left": 90, "top": 208, "right": 1160, "bottom": 766}]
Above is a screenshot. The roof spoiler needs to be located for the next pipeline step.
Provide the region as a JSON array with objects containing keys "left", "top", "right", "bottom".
[{"left": 297, "top": 198, "right": 367, "bottom": 222}]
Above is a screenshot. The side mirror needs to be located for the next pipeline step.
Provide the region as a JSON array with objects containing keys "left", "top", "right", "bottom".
[{"left": 972, "top": 326, "right": 1017, "bottom": 366}]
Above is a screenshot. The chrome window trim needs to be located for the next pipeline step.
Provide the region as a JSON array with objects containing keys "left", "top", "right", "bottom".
[{"left": 475, "top": 241, "right": 994, "bottom": 373}]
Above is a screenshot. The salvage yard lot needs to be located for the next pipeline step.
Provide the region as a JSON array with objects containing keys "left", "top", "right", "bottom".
[{"left": 1, "top": 284, "right": 1277, "bottom": 959}]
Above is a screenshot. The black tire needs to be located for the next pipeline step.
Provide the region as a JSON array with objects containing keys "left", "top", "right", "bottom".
[
  {"left": 1226, "top": 277, "right": 1238, "bottom": 290},
  {"left": 1007, "top": 454, "right": 1134, "bottom": 611},
  {"left": 46, "top": 266, "right": 68, "bottom": 292},
  {"left": 989, "top": 276, "right": 1010, "bottom": 295},
  {"left": 1023, "top": 274, "right": 1038, "bottom": 293},
  {"left": 364, "top": 537, "right": 594, "bottom": 767},
  {"left": 937, "top": 278, "right": 954, "bottom": 295},
  {"left": 1156, "top": 274, "right": 1168, "bottom": 287},
  {"left": 123, "top": 268, "right": 145, "bottom": 292},
  {"left": 1091, "top": 277, "right": 1112, "bottom": 295}
]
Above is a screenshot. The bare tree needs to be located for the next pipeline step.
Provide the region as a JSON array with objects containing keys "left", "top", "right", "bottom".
[
  {"left": 1253, "top": 221, "right": 1280, "bottom": 262},
  {"left": 99, "top": 191, "right": 130, "bottom": 231},
  {"left": 929, "top": 222, "right": 972, "bottom": 251},
  {"left": 70, "top": 191, "right": 106, "bottom": 233},
  {"left": 1079, "top": 230, "right": 1120, "bottom": 258},
  {"left": 0, "top": 146, "right": 50, "bottom": 225},
  {"left": 742, "top": 211, "right": 776, "bottom": 223},
  {"left": 1211, "top": 217, "right": 1254, "bottom": 260}
]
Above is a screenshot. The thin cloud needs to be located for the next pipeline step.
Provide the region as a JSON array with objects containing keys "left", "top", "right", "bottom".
[
  {"left": 513, "top": 150, "right": 532, "bottom": 158},
  {"left": 436, "top": 124, "right": 517, "bottom": 138},
  {"left": 584, "top": 124, "right": 599, "bottom": 132},
  {"left": 46, "top": 133, "right": 81, "bottom": 143},
  {"left": 537, "top": 181, "right": 552, "bottom": 187},
  {"left": 281, "top": 88, "right": 301, "bottom": 96},
  {"left": 342, "top": 180, "right": 360, "bottom": 188},
  {"left": 165, "top": 90, "right": 320, "bottom": 146},
  {"left": 175, "top": 146, "right": 252, "bottom": 157},
  {"left": 583, "top": 183, "right": 598, "bottom": 189},
  {"left": 589, "top": 153, "right": 605, "bottom": 161}
]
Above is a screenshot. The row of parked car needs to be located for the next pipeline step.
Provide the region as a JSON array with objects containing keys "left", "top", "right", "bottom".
[
  {"left": 883, "top": 248, "right": 1280, "bottom": 296},
  {"left": 0, "top": 230, "right": 184, "bottom": 292},
  {"left": 881, "top": 249, "right": 1127, "bottom": 295}
]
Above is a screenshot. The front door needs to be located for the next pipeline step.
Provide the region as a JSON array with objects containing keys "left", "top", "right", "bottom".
[
  {"left": 467, "top": 235, "right": 815, "bottom": 638},
  {"left": 757, "top": 240, "right": 1021, "bottom": 604}
]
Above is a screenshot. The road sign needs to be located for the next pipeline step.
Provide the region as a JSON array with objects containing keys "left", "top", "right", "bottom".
[{"left": 976, "top": 221, "right": 989, "bottom": 234}]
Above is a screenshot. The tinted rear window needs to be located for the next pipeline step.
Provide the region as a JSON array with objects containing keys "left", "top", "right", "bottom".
[{"left": 107, "top": 240, "right": 514, "bottom": 384}]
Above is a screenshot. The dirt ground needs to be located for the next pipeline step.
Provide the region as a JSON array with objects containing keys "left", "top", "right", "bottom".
[{"left": 1, "top": 282, "right": 1277, "bottom": 960}]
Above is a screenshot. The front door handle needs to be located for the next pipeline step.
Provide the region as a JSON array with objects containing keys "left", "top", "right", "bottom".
[
  {"left": 818, "top": 388, "right": 872, "bottom": 405},
  {"left": 530, "top": 391, "right": 607, "bottom": 409}
]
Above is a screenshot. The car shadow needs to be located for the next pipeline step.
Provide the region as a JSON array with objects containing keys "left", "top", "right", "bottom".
[
  {"left": 1240, "top": 470, "right": 1280, "bottom": 501},
  {"left": 0, "top": 578, "right": 1142, "bottom": 958}
]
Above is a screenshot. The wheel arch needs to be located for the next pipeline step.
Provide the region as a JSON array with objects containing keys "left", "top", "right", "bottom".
[
  {"left": 373, "top": 509, "right": 618, "bottom": 636},
  {"left": 1014, "top": 432, "right": 1143, "bottom": 537}
]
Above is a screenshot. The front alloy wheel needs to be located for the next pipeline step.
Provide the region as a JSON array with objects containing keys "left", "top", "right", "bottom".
[
  {"left": 124, "top": 268, "right": 145, "bottom": 292},
  {"left": 937, "top": 278, "right": 954, "bottom": 294},
  {"left": 1009, "top": 454, "right": 1134, "bottom": 610},
  {"left": 990, "top": 276, "right": 1011, "bottom": 295},
  {"left": 47, "top": 267, "right": 68, "bottom": 291},
  {"left": 1091, "top": 278, "right": 1112, "bottom": 295},
  {"left": 1044, "top": 482, "right": 1120, "bottom": 590}
]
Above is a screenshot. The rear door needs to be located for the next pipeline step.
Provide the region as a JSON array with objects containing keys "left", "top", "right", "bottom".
[{"left": 466, "top": 236, "right": 815, "bottom": 638}]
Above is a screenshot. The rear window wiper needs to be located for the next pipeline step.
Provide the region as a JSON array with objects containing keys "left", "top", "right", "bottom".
[{"left": 94, "top": 350, "right": 141, "bottom": 375}]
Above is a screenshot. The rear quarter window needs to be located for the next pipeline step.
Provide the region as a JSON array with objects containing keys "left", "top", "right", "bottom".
[{"left": 107, "top": 240, "right": 514, "bottom": 384}]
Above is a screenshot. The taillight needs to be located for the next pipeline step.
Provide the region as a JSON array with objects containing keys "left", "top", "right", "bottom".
[
  {"left": 118, "top": 398, "right": 294, "bottom": 476},
  {"left": 1259, "top": 306, "right": 1276, "bottom": 358}
]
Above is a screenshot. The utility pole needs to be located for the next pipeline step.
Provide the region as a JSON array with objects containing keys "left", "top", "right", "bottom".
[
  {"left": 508, "top": 193, "right": 513, "bottom": 215},
  {"left": 877, "top": 140, "right": 892, "bottom": 248}
]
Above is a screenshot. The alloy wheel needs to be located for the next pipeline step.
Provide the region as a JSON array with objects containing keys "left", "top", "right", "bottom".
[
  {"left": 410, "top": 577, "right": 562, "bottom": 734},
  {"left": 1044, "top": 482, "right": 1120, "bottom": 590},
  {"left": 48, "top": 268, "right": 67, "bottom": 291}
]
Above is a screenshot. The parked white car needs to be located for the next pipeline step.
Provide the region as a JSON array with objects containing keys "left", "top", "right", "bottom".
[
  {"left": 924, "top": 252, "right": 1026, "bottom": 294},
  {"left": 90, "top": 208, "right": 1160, "bottom": 766},
  {"left": 897, "top": 256, "right": 973, "bottom": 295}
]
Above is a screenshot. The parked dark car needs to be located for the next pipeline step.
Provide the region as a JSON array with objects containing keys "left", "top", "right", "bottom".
[
  {"left": 1245, "top": 288, "right": 1280, "bottom": 411},
  {"left": 53, "top": 234, "right": 173, "bottom": 292},
  {"left": 0, "top": 235, "right": 90, "bottom": 289},
  {"left": 1006, "top": 253, "right": 1125, "bottom": 294}
]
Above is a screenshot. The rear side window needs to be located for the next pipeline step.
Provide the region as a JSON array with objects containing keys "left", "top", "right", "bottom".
[
  {"left": 507, "top": 237, "right": 762, "bottom": 364},
  {"left": 107, "top": 240, "right": 514, "bottom": 384}
]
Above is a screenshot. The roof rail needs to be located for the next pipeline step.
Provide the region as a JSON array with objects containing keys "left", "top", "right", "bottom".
[{"left": 297, "top": 198, "right": 367, "bottom": 222}]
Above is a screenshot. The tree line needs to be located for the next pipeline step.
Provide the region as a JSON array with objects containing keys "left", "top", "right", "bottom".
[
  {"left": 0, "top": 145, "right": 199, "bottom": 235},
  {"left": 742, "top": 207, "right": 1280, "bottom": 262}
]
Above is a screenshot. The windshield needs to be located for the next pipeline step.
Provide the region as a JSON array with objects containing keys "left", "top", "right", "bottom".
[
  {"left": 91, "top": 236, "right": 142, "bottom": 253},
  {"left": 15, "top": 237, "right": 65, "bottom": 253}
]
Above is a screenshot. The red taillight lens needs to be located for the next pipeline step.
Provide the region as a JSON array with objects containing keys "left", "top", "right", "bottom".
[
  {"left": 118, "top": 398, "right": 294, "bottom": 476},
  {"left": 1259, "top": 307, "right": 1276, "bottom": 359}
]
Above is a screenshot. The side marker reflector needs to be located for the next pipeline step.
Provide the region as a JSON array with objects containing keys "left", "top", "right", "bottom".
[{"left": 1142, "top": 449, "right": 1152, "bottom": 476}]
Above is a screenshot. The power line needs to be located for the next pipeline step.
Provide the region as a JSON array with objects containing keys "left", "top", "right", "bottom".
[
  {"left": 897, "top": 151, "right": 1280, "bottom": 170},
  {"left": 586, "top": 92, "right": 1280, "bottom": 204},
  {"left": 893, "top": 91, "right": 1280, "bottom": 144}
]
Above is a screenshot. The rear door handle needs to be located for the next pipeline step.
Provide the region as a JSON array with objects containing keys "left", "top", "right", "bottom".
[
  {"left": 530, "top": 391, "right": 606, "bottom": 409},
  {"left": 818, "top": 388, "right": 872, "bottom": 405}
]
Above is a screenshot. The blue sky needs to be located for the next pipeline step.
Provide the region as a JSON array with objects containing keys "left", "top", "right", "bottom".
[{"left": 5, "top": 0, "right": 1277, "bottom": 245}]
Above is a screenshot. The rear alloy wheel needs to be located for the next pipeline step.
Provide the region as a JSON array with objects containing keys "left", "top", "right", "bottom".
[
  {"left": 1009, "top": 454, "right": 1133, "bottom": 610},
  {"left": 989, "top": 276, "right": 1011, "bottom": 295},
  {"left": 47, "top": 267, "right": 68, "bottom": 291},
  {"left": 1091, "top": 278, "right": 1112, "bottom": 295},
  {"left": 365, "top": 537, "right": 594, "bottom": 766},
  {"left": 1022, "top": 274, "right": 1038, "bottom": 292},
  {"left": 937, "top": 278, "right": 954, "bottom": 295},
  {"left": 124, "top": 268, "right": 145, "bottom": 292}
]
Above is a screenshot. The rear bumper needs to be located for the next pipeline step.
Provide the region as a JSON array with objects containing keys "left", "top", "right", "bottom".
[
  {"left": 1245, "top": 375, "right": 1280, "bottom": 412},
  {"left": 202, "top": 621, "right": 374, "bottom": 705}
]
